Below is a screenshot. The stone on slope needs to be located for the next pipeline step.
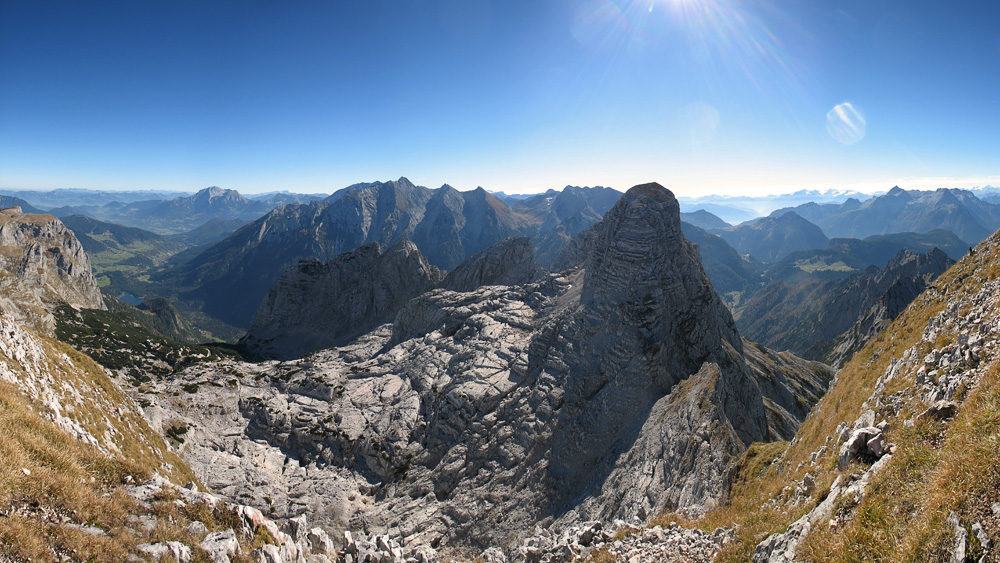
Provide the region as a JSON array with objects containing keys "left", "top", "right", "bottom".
[
  {"left": 201, "top": 530, "right": 241, "bottom": 563},
  {"left": 137, "top": 542, "right": 192, "bottom": 563}
]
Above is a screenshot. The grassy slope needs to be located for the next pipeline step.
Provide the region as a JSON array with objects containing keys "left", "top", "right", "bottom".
[
  {"left": 0, "top": 318, "right": 275, "bottom": 561},
  {"left": 682, "top": 231, "right": 1000, "bottom": 562},
  {"left": 0, "top": 319, "right": 196, "bottom": 486},
  {"left": 0, "top": 380, "right": 277, "bottom": 562}
]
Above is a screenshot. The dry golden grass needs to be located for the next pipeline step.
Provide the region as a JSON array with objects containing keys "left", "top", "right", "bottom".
[
  {"left": 0, "top": 380, "right": 146, "bottom": 561},
  {"left": 0, "top": 378, "right": 270, "bottom": 561},
  {"left": 798, "top": 358, "right": 1000, "bottom": 562},
  {"left": 587, "top": 546, "right": 616, "bottom": 563},
  {"left": 43, "top": 337, "right": 201, "bottom": 487},
  {"left": 673, "top": 237, "right": 1000, "bottom": 561},
  {"left": 692, "top": 441, "right": 840, "bottom": 563}
]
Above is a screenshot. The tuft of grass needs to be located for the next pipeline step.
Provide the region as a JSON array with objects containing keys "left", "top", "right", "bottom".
[{"left": 587, "top": 547, "right": 616, "bottom": 563}]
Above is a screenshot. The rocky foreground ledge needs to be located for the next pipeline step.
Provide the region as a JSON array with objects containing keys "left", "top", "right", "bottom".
[
  {"left": 120, "top": 475, "right": 336, "bottom": 563},
  {"left": 117, "top": 474, "right": 735, "bottom": 563},
  {"left": 338, "top": 520, "right": 734, "bottom": 563}
]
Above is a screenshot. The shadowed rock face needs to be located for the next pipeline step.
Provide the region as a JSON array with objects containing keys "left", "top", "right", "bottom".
[
  {"left": 820, "top": 247, "right": 954, "bottom": 367},
  {"left": 540, "top": 183, "right": 771, "bottom": 520},
  {"left": 146, "top": 183, "right": 833, "bottom": 553},
  {"left": 239, "top": 240, "right": 443, "bottom": 360},
  {"left": 0, "top": 207, "right": 104, "bottom": 334},
  {"left": 243, "top": 236, "right": 537, "bottom": 360},
  {"left": 441, "top": 236, "right": 535, "bottom": 293},
  {"left": 583, "top": 182, "right": 742, "bottom": 370}
]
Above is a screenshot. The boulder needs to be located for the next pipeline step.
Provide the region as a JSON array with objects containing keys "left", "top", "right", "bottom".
[
  {"left": 917, "top": 400, "right": 959, "bottom": 422},
  {"left": 838, "top": 427, "right": 883, "bottom": 469},
  {"left": 202, "top": 530, "right": 241, "bottom": 563},
  {"left": 480, "top": 547, "right": 507, "bottom": 563},
  {"left": 308, "top": 527, "right": 335, "bottom": 555},
  {"left": 137, "top": 542, "right": 192, "bottom": 563}
]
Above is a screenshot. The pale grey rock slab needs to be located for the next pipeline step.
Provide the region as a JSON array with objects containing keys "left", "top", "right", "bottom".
[{"left": 145, "top": 183, "right": 832, "bottom": 553}]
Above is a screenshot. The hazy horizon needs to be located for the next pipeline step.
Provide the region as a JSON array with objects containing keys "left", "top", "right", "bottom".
[
  {"left": 2, "top": 176, "right": 998, "bottom": 200},
  {"left": 2, "top": 1, "right": 998, "bottom": 197}
]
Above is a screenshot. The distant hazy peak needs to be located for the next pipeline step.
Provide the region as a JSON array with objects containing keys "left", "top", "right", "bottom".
[{"left": 193, "top": 185, "right": 244, "bottom": 201}]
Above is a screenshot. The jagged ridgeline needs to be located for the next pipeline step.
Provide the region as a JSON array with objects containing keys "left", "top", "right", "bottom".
[
  {"left": 150, "top": 178, "right": 621, "bottom": 331},
  {"left": 142, "top": 183, "right": 833, "bottom": 553},
  {"left": 240, "top": 237, "right": 536, "bottom": 360}
]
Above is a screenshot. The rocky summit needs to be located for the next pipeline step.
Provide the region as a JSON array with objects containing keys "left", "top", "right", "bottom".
[
  {"left": 240, "top": 240, "right": 444, "bottom": 360},
  {"left": 242, "top": 236, "right": 537, "bottom": 360},
  {"left": 0, "top": 206, "right": 104, "bottom": 334},
  {"left": 440, "top": 236, "right": 535, "bottom": 293},
  {"left": 140, "top": 183, "right": 833, "bottom": 556}
]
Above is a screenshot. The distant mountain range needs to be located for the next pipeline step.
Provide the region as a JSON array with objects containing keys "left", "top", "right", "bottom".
[
  {"left": 770, "top": 186, "right": 1000, "bottom": 244},
  {"left": 148, "top": 178, "right": 622, "bottom": 329},
  {"left": 677, "top": 188, "right": 876, "bottom": 223},
  {"left": 16, "top": 181, "right": 989, "bottom": 343},
  {"left": 676, "top": 185, "right": 1000, "bottom": 224},
  {"left": 48, "top": 187, "right": 324, "bottom": 234},
  {"left": 1, "top": 186, "right": 327, "bottom": 234},
  {"left": 678, "top": 187, "right": 986, "bottom": 266},
  {"left": 736, "top": 248, "right": 953, "bottom": 366},
  {"left": 0, "top": 188, "right": 192, "bottom": 207},
  {"left": 0, "top": 195, "right": 44, "bottom": 215}
]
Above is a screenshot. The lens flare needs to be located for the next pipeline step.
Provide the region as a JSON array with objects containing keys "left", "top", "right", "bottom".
[
  {"left": 571, "top": 0, "right": 629, "bottom": 48},
  {"left": 679, "top": 101, "right": 720, "bottom": 146},
  {"left": 826, "top": 102, "right": 866, "bottom": 145}
]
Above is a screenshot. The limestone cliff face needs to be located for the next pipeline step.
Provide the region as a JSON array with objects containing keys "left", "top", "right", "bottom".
[
  {"left": 540, "top": 183, "right": 766, "bottom": 518},
  {"left": 580, "top": 183, "right": 742, "bottom": 372},
  {"left": 144, "top": 183, "right": 833, "bottom": 552},
  {"left": 240, "top": 240, "right": 443, "bottom": 360},
  {"left": 245, "top": 236, "right": 537, "bottom": 360},
  {"left": 441, "top": 236, "right": 535, "bottom": 293},
  {"left": 0, "top": 207, "right": 104, "bottom": 334}
]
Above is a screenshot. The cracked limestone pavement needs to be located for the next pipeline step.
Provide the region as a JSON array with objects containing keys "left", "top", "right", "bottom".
[{"left": 137, "top": 183, "right": 833, "bottom": 556}]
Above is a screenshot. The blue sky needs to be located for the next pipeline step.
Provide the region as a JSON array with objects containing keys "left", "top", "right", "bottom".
[{"left": 1, "top": 0, "right": 998, "bottom": 196}]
